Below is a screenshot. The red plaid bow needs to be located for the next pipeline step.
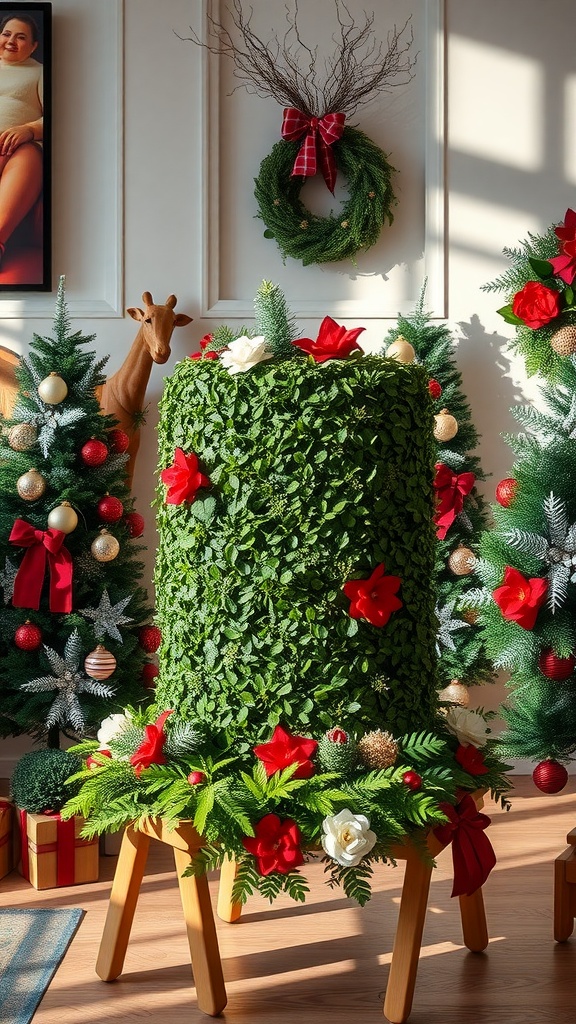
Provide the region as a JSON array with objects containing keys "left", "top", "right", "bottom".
[
  {"left": 281, "top": 107, "right": 345, "bottom": 193},
  {"left": 433, "top": 463, "right": 476, "bottom": 540}
]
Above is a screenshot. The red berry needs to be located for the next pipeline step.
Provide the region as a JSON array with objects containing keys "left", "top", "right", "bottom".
[
  {"left": 86, "top": 749, "right": 113, "bottom": 769},
  {"left": 81, "top": 438, "right": 108, "bottom": 466},
  {"left": 142, "top": 662, "right": 160, "bottom": 688},
  {"left": 402, "top": 770, "right": 422, "bottom": 791},
  {"left": 97, "top": 495, "right": 124, "bottom": 523},
  {"left": 124, "top": 511, "right": 145, "bottom": 538},
  {"left": 495, "top": 478, "right": 518, "bottom": 508},
  {"left": 428, "top": 379, "right": 442, "bottom": 400},
  {"left": 538, "top": 648, "right": 576, "bottom": 680},
  {"left": 14, "top": 622, "right": 42, "bottom": 651},
  {"left": 532, "top": 759, "right": 568, "bottom": 794},
  {"left": 108, "top": 428, "right": 130, "bottom": 454},
  {"left": 139, "top": 625, "right": 162, "bottom": 653},
  {"left": 187, "top": 771, "right": 206, "bottom": 786}
]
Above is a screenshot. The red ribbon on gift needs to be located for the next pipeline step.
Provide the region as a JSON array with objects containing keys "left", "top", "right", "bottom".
[
  {"left": 433, "top": 794, "right": 497, "bottom": 897},
  {"left": 281, "top": 107, "right": 345, "bottom": 193},
  {"left": 9, "top": 519, "right": 73, "bottom": 613},
  {"left": 433, "top": 463, "right": 476, "bottom": 540},
  {"left": 19, "top": 809, "right": 77, "bottom": 886}
]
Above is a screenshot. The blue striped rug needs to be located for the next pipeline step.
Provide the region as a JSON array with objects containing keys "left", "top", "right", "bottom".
[{"left": 0, "top": 908, "right": 84, "bottom": 1024}]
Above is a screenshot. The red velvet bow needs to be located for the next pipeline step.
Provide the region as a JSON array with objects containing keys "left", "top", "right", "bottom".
[
  {"left": 281, "top": 107, "right": 345, "bottom": 193},
  {"left": 433, "top": 463, "right": 476, "bottom": 540},
  {"left": 434, "top": 794, "right": 496, "bottom": 897},
  {"left": 9, "top": 518, "right": 73, "bottom": 614}
]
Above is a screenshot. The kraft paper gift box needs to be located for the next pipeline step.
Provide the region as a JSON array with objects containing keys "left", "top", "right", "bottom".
[{"left": 17, "top": 809, "right": 99, "bottom": 889}]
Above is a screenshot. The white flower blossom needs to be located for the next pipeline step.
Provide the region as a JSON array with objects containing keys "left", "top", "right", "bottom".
[
  {"left": 321, "top": 808, "right": 377, "bottom": 867},
  {"left": 219, "top": 335, "right": 273, "bottom": 375},
  {"left": 444, "top": 707, "right": 489, "bottom": 748},
  {"left": 97, "top": 711, "right": 133, "bottom": 751}
]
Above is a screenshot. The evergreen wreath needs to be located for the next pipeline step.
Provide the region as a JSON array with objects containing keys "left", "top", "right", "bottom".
[
  {"left": 181, "top": 0, "right": 415, "bottom": 266},
  {"left": 254, "top": 126, "right": 395, "bottom": 266}
]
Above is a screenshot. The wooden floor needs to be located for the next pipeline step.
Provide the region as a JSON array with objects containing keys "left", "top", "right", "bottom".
[{"left": 2, "top": 776, "right": 576, "bottom": 1024}]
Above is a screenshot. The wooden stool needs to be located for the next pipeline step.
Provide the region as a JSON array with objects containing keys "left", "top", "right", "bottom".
[
  {"left": 96, "top": 819, "right": 226, "bottom": 1016},
  {"left": 216, "top": 796, "right": 489, "bottom": 1024},
  {"left": 554, "top": 827, "right": 576, "bottom": 942}
]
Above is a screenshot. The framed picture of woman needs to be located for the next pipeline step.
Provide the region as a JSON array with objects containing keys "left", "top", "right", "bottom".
[{"left": 0, "top": 2, "right": 50, "bottom": 291}]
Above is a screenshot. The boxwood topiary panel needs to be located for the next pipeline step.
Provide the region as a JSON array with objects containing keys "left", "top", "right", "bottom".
[{"left": 154, "top": 353, "right": 438, "bottom": 742}]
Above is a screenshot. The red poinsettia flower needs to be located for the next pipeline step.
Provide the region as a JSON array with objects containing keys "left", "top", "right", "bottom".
[
  {"left": 455, "top": 743, "right": 489, "bottom": 775},
  {"left": 492, "top": 566, "right": 548, "bottom": 630},
  {"left": 160, "top": 448, "right": 210, "bottom": 505},
  {"left": 292, "top": 316, "right": 365, "bottom": 363},
  {"left": 253, "top": 724, "right": 318, "bottom": 778},
  {"left": 555, "top": 208, "right": 576, "bottom": 244},
  {"left": 242, "top": 813, "right": 304, "bottom": 876},
  {"left": 129, "top": 710, "right": 173, "bottom": 776},
  {"left": 549, "top": 238, "right": 576, "bottom": 285},
  {"left": 343, "top": 563, "right": 402, "bottom": 627},
  {"left": 511, "top": 281, "right": 562, "bottom": 329}
]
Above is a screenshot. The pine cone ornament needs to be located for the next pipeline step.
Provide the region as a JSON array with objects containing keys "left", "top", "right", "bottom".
[
  {"left": 316, "top": 728, "right": 358, "bottom": 773},
  {"left": 357, "top": 729, "right": 398, "bottom": 769},
  {"left": 550, "top": 325, "right": 576, "bottom": 356}
]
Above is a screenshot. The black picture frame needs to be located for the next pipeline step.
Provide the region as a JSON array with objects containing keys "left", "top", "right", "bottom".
[{"left": 0, "top": 2, "right": 50, "bottom": 291}]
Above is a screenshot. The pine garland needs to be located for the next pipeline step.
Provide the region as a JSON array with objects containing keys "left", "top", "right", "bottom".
[{"left": 254, "top": 127, "right": 396, "bottom": 266}]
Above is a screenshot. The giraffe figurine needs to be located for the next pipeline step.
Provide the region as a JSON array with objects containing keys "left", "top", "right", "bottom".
[{"left": 96, "top": 291, "right": 192, "bottom": 485}]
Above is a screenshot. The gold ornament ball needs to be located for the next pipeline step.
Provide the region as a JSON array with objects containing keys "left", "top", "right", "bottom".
[
  {"left": 47, "top": 501, "right": 78, "bottom": 534},
  {"left": 386, "top": 335, "right": 415, "bottom": 364},
  {"left": 438, "top": 680, "right": 470, "bottom": 707},
  {"left": 38, "top": 372, "right": 68, "bottom": 405},
  {"left": 433, "top": 408, "right": 459, "bottom": 442},
  {"left": 16, "top": 468, "right": 46, "bottom": 501},
  {"left": 84, "top": 645, "right": 117, "bottom": 680},
  {"left": 448, "top": 545, "right": 477, "bottom": 576},
  {"left": 550, "top": 325, "right": 576, "bottom": 357},
  {"left": 8, "top": 422, "right": 37, "bottom": 451},
  {"left": 91, "top": 529, "right": 120, "bottom": 562},
  {"left": 357, "top": 729, "right": 399, "bottom": 769}
]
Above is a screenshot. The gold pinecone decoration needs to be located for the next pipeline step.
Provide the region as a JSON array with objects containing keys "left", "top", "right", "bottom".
[
  {"left": 357, "top": 729, "right": 399, "bottom": 769},
  {"left": 550, "top": 325, "right": 576, "bottom": 356}
]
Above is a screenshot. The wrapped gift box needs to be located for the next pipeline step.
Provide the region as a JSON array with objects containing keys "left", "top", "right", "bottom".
[
  {"left": 0, "top": 799, "right": 13, "bottom": 880},
  {"left": 17, "top": 809, "right": 99, "bottom": 889}
]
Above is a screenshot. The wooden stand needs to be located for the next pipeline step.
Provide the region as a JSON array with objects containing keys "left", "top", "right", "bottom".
[
  {"left": 96, "top": 819, "right": 226, "bottom": 1016},
  {"left": 98, "top": 794, "right": 489, "bottom": 1023},
  {"left": 554, "top": 827, "right": 576, "bottom": 942}
]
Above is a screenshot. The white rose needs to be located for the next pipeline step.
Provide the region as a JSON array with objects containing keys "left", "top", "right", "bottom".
[
  {"left": 97, "top": 711, "right": 132, "bottom": 751},
  {"left": 444, "top": 707, "right": 489, "bottom": 748},
  {"left": 321, "top": 808, "right": 377, "bottom": 867},
  {"left": 219, "top": 335, "right": 273, "bottom": 375}
]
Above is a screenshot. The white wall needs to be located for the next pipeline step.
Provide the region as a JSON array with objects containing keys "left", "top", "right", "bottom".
[{"left": 1, "top": 0, "right": 573, "bottom": 774}]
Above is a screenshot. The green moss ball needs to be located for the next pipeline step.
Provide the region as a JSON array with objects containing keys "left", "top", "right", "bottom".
[{"left": 11, "top": 748, "right": 83, "bottom": 813}]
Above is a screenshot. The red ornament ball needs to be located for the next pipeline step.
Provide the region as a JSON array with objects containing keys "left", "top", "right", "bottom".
[
  {"left": 142, "top": 662, "right": 160, "bottom": 688},
  {"left": 402, "top": 770, "right": 422, "bottom": 791},
  {"left": 533, "top": 759, "right": 568, "bottom": 794},
  {"left": 108, "top": 428, "right": 130, "bottom": 454},
  {"left": 97, "top": 494, "right": 124, "bottom": 523},
  {"left": 187, "top": 770, "right": 206, "bottom": 786},
  {"left": 495, "top": 477, "right": 518, "bottom": 508},
  {"left": 14, "top": 621, "right": 42, "bottom": 651},
  {"left": 538, "top": 648, "right": 576, "bottom": 680},
  {"left": 81, "top": 438, "right": 109, "bottom": 466},
  {"left": 139, "top": 625, "right": 162, "bottom": 653},
  {"left": 124, "top": 511, "right": 145, "bottom": 538},
  {"left": 428, "top": 379, "right": 442, "bottom": 400}
]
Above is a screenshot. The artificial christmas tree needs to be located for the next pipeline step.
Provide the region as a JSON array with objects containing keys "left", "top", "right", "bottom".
[
  {"left": 476, "top": 209, "right": 576, "bottom": 787},
  {"left": 0, "top": 277, "right": 153, "bottom": 744},
  {"left": 381, "top": 293, "right": 494, "bottom": 699}
]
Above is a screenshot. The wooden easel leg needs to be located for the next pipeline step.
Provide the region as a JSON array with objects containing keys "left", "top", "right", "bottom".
[
  {"left": 459, "top": 887, "right": 488, "bottom": 952},
  {"left": 216, "top": 854, "right": 242, "bottom": 923},
  {"left": 96, "top": 826, "right": 151, "bottom": 982},
  {"left": 173, "top": 846, "right": 228, "bottom": 1016},
  {"left": 554, "top": 846, "right": 576, "bottom": 942},
  {"left": 383, "top": 851, "right": 433, "bottom": 1024}
]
